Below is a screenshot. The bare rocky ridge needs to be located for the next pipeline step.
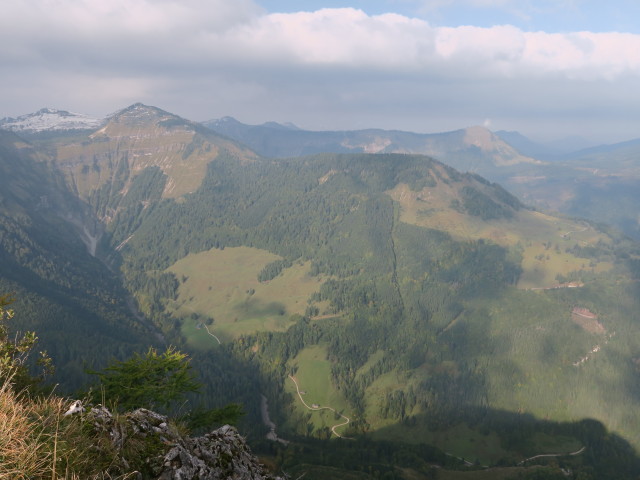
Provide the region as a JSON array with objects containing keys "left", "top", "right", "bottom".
[
  {"left": 81, "top": 405, "right": 285, "bottom": 479},
  {"left": 0, "top": 108, "right": 103, "bottom": 132}
]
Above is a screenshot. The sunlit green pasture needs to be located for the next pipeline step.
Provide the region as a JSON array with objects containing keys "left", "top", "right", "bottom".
[
  {"left": 284, "top": 345, "right": 350, "bottom": 436},
  {"left": 165, "top": 246, "right": 327, "bottom": 345},
  {"left": 389, "top": 183, "right": 613, "bottom": 289}
]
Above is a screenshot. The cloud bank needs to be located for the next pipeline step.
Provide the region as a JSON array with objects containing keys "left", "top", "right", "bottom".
[{"left": 2, "top": 1, "right": 640, "bottom": 141}]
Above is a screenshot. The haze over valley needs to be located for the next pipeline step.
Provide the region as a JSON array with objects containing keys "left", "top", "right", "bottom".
[
  {"left": 3, "top": 1, "right": 640, "bottom": 478},
  {"left": 2, "top": 102, "right": 640, "bottom": 478}
]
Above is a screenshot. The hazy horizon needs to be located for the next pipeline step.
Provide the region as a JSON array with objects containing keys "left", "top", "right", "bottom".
[{"left": 2, "top": 1, "right": 640, "bottom": 145}]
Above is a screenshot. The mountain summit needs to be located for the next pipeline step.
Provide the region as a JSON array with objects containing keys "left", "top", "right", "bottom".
[{"left": 56, "top": 103, "right": 257, "bottom": 204}]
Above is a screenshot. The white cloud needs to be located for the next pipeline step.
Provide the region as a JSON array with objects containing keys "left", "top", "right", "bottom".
[
  {"left": 0, "top": 0, "right": 261, "bottom": 67},
  {"left": 227, "top": 9, "right": 640, "bottom": 80},
  {"left": 3, "top": 2, "right": 640, "bottom": 78},
  {"left": 157, "top": 5, "right": 640, "bottom": 82},
  {"left": 219, "top": 9, "right": 436, "bottom": 67},
  {"left": 2, "top": 1, "right": 640, "bottom": 141}
]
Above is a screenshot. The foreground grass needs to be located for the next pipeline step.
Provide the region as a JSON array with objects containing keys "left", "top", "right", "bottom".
[
  {"left": 0, "top": 379, "right": 53, "bottom": 479},
  {"left": 0, "top": 378, "right": 104, "bottom": 479},
  {"left": 0, "top": 376, "right": 163, "bottom": 479}
]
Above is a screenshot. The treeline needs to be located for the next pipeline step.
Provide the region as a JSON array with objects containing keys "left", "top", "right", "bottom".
[{"left": 258, "top": 259, "right": 292, "bottom": 282}]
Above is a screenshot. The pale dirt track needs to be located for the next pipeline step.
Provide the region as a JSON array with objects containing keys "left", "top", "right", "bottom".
[
  {"left": 518, "top": 446, "right": 586, "bottom": 465},
  {"left": 202, "top": 323, "right": 221, "bottom": 344},
  {"left": 288, "top": 374, "right": 352, "bottom": 439}
]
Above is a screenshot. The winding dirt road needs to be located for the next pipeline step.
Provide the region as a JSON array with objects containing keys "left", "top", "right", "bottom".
[
  {"left": 202, "top": 323, "right": 221, "bottom": 344},
  {"left": 517, "top": 446, "right": 586, "bottom": 465},
  {"left": 288, "top": 374, "right": 352, "bottom": 439}
]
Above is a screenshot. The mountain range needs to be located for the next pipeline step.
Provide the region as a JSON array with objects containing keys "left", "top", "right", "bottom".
[
  {"left": 8, "top": 107, "right": 640, "bottom": 242},
  {"left": 204, "top": 116, "right": 640, "bottom": 240},
  {"left": 2, "top": 103, "right": 640, "bottom": 478}
]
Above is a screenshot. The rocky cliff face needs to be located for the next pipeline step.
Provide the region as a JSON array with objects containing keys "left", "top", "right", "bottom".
[
  {"left": 53, "top": 103, "right": 257, "bottom": 208},
  {"left": 81, "top": 405, "right": 284, "bottom": 480}
]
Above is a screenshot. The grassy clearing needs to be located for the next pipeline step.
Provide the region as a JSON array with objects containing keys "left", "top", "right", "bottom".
[
  {"left": 363, "top": 369, "right": 409, "bottom": 429},
  {"left": 355, "top": 349, "right": 385, "bottom": 378},
  {"left": 180, "top": 316, "right": 224, "bottom": 350},
  {"left": 283, "top": 464, "right": 372, "bottom": 480},
  {"left": 276, "top": 457, "right": 554, "bottom": 480},
  {"left": 166, "top": 247, "right": 327, "bottom": 345},
  {"left": 389, "top": 183, "right": 613, "bottom": 289},
  {"left": 362, "top": 365, "right": 513, "bottom": 465},
  {"left": 517, "top": 241, "right": 612, "bottom": 290},
  {"left": 285, "top": 345, "right": 350, "bottom": 435}
]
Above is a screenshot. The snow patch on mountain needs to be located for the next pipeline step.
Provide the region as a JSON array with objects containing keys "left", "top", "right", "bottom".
[{"left": 0, "top": 108, "right": 103, "bottom": 133}]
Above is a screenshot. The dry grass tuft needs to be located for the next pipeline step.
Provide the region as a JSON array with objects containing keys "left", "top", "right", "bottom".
[
  {"left": 0, "top": 375, "right": 141, "bottom": 480},
  {"left": 0, "top": 377, "right": 53, "bottom": 479}
]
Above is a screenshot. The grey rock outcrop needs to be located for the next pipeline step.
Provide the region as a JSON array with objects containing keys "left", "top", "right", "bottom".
[
  {"left": 159, "top": 424, "right": 279, "bottom": 480},
  {"left": 81, "top": 405, "right": 284, "bottom": 480}
]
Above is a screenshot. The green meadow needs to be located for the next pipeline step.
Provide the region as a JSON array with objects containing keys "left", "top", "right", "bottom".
[
  {"left": 285, "top": 345, "right": 351, "bottom": 436},
  {"left": 165, "top": 246, "right": 327, "bottom": 345},
  {"left": 390, "top": 182, "right": 613, "bottom": 289}
]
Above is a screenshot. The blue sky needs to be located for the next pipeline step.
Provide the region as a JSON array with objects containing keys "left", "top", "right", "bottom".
[
  {"left": 2, "top": 0, "right": 640, "bottom": 144},
  {"left": 258, "top": 0, "right": 640, "bottom": 33}
]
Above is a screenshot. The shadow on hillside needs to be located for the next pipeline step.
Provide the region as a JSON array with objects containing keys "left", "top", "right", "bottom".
[
  {"left": 253, "top": 405, "right": 640, "bottom": 480},
  {"left": 233, "top": 298, "right": 287, "bottom": 318},
  {"left": 368, "top": 406, "right": 640, "bottom": 478}
]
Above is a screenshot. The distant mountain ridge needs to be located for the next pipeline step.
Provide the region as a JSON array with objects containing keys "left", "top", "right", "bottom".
[
  {"left": 7, "top": 106, "right": 640, "bottom": 239},
  {"left": 53, "top": 103, "right": 257, "bottom": 210},
  {"left": 6, "top": 104, "right": 640, "bottom": 241},
  {"left": 203, "top": 116, "right": 541, "bottom": 172},
  {"left": 203, "top": 115, "right": 640, "bottom": 239},
  {"left": 494, "top": 130, "right": 565, "bottom": 160},
  {"left": 0, "top": 107, "right": 103, "bottom": 133},
  {"left": 5, "top": 106, "right": 636, "bottom": 161}
]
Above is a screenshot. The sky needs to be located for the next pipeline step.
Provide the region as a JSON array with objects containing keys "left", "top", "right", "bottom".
[{"left": 2, "top": 0, "right": 640, "bottom": 144}]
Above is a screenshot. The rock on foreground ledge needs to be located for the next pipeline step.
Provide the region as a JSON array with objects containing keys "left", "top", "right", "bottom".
[{"left": 81, "top": 405, "right": 285, "bottom": 479}]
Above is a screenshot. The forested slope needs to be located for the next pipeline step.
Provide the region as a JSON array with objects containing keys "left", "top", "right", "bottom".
[
  {"left": 4, "top": 104, "right": 640, "bottom": 478},
  {"left": 0, "top": 131, "right": 152, "bottom": 390},
  {"left": 69, "top": 129, "right": 640, "bottom": 451}
]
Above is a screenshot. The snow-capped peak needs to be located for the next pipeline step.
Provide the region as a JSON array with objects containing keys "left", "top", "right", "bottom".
[{"left": 0, "top": 108, "right": 103, "bottom": 133}]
